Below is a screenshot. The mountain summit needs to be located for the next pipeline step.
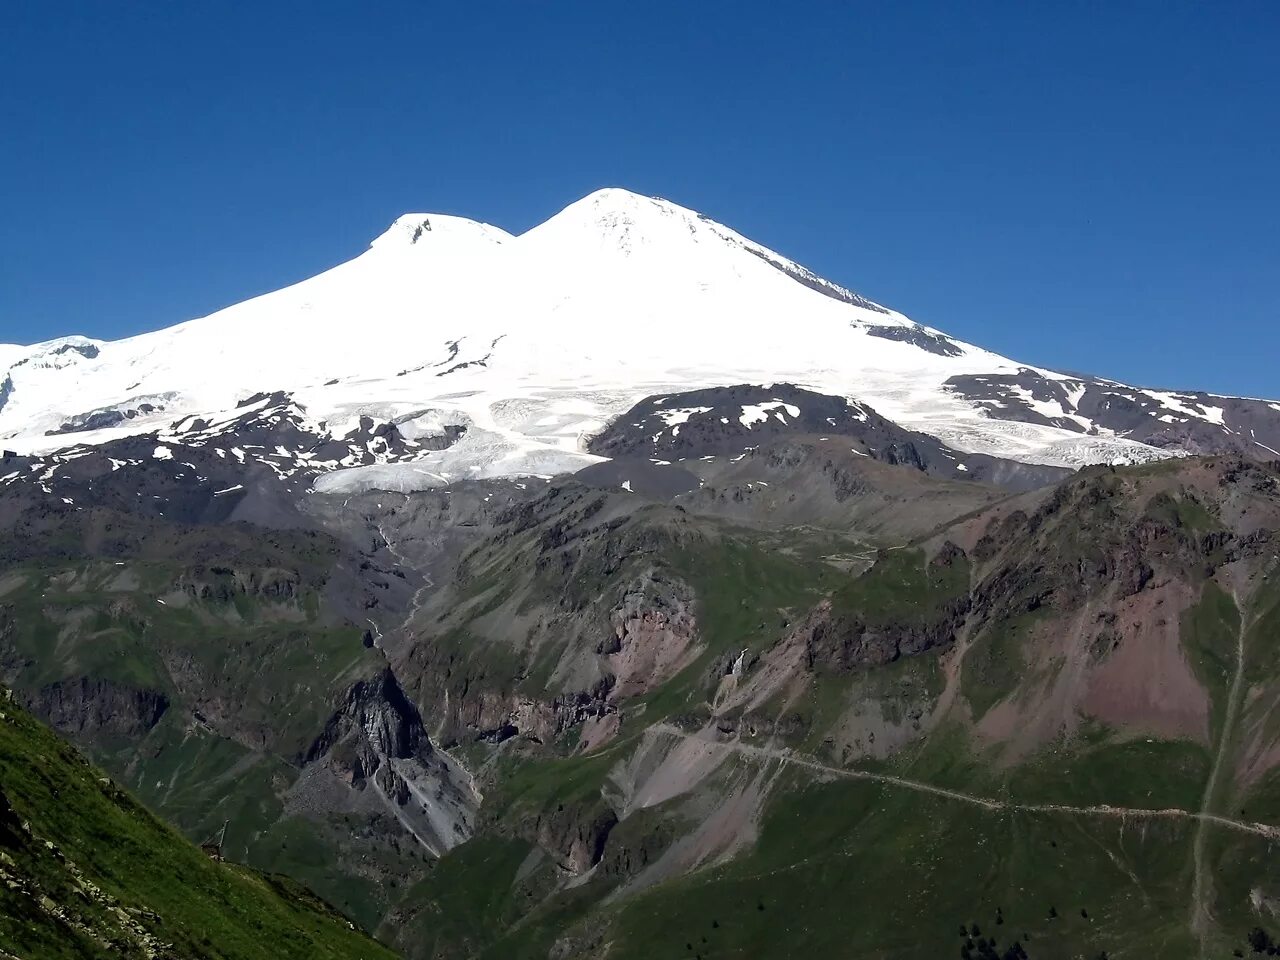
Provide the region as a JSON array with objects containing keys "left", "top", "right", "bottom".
[{"left": 2, "top": 188, "right": 1278, "bottom": 485}]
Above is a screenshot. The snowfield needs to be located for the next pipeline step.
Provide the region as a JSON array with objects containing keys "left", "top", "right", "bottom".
[{"left": 1, "top": 188, "right": 1268, "bottom": 484}]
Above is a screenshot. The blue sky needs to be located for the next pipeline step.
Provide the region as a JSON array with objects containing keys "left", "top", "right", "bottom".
[{"left": 1, "top": 1, "right": 1276, "bottom": 396}]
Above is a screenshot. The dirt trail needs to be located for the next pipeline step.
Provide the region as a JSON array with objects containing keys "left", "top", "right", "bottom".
[
  {"left": 1190, "top": 561, "right": 1278, "bottom": 955},
  {"left": 650, "top": 723, "right": 1003, "bottom": 810},
  {"left": 1189, "top": 589, "right": 1247, "bottom": 953},
  {"left": 648, "top": 723, "right": 1280, "bottom": 842}
]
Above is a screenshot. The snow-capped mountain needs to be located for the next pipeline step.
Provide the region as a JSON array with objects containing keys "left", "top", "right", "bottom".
[{"left": 3, "top": 188, "right": 1278, "bottom": 491}]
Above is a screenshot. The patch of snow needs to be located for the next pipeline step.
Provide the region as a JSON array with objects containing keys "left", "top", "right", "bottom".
[
  {"left": 739, "top": 400, "right": 800, "bottom": 428},
  {"left": 1003, "top": 384, "right": 1092, "bottom": 430},
  {"left": 1145, "top": 390, "right": 1225, "bottom": 426},
  {"left": 657, "top": 406, "right": 713, "bottom": 427}
]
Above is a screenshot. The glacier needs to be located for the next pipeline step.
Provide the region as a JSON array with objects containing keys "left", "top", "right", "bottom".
[{"left": 2, "top": 188, "right": 1269, "bottom": 486}]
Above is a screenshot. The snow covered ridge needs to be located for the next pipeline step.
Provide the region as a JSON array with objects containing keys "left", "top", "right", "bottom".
[
  {"left": 1, "top": 187, "right": 1278, "bottom": 485},
  {"left": 944, "top": 370, "right": 1280, "bottom": 458},
  {"left": 0, "top": 392, "right": 471, "bottom": 500},
  {"left": 585, "top": 383, "right": 1074, "bottom": 491}
]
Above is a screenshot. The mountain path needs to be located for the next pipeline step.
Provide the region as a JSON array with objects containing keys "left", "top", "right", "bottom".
[
  {"left": 1190, "top": 561, "right": 1277, "bottom": 956},
  {"left": 1189, "top": 590, "right": 1247, "bottom": 954},
  {"left": 648, "top": 723, "right": 1280, "bottom": 841}
]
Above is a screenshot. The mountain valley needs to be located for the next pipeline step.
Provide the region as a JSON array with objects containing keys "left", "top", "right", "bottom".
[{"left": 3, "top": 190, "right": 1280, "bottom": 959}]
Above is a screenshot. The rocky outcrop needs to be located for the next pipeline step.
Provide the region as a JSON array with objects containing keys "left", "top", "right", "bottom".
[
  {"left": 800, "top": 594, "right": 972, "bottom": 672},
  {"left": 517, "top": 797, "right": 620, "bottom": 875},
  {"left": 865, "top": 322, "right": 963, "bottom": 356},
  {"left": 25, "top": 678, "right": 168, "bottom": 740},
  {"left": 305, "top": 668, "right": 430, "bottom": 775},
  {"left": 400, "top": 485, "right": 708, "bottom": 752},
  {"left": 177, "top": 566, "right": 300, "bottom": 603},
  {"left": 435, "top": 683, "right": 616, "bottom": 749},
  {"left": 0, "top": 783, "right": 31, "bottom": 849},
  {"left": 971, "top": 469, "right": 1241, "bottom": 620},
  {"left": 588, "top": 383, "right": 1071, "bottom": 491},
  {"left": 603, "top": 577, "right": 699, "bottom": 700},
  {"left": 465, "top": 691, "right": 562, "bottom": 745},
  {"left": 801, "top": 547, "right": 974, "bottom": 672},
  {"left": 304, "top": 668, "right": 477, "bottom": 856},
  {"left": 946, "top": 368, "right": 1280, "bottom": 459},
  {"left": 48, "top": 401, "right": 165, "bottom": 436}
]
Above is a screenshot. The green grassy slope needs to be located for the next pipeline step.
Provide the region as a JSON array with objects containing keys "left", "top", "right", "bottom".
[
  {"left": 370, "top": 459, "right": 1280, "bottom": 959},
  {"left": 607, "top": 773, "right": 1196, "bottom": 960},
  {"left": 7, "top": 457, "right": 1280, "bottom": 959},
  {"left": 0, "top": 555, "right": 434, "bottom": 931},
  {"left": 0, "top": 689, "right": 398, "bottom": 960}
]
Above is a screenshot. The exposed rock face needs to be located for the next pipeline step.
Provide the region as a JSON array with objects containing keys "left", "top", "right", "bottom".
[
  {"left": 0, "top": 390, "right": 473, "bottom": 518},
  {"left": 304, "top": 668, "right": 477, "bottom": 855},
  {"left": 397, "top": 484, "right": 707, "bottom": 752},
  {"left": 801, "top": 593, "right": 972, "bottom": 672},
  {"left": 604, "top": 577, "right": 699, "bottom": 700},
  {"left": 946, "top": 368, "right": 1280, "bottom": 458},
  {"left": 177, "top": 566, "right": 300, "bottom": 602},
  {"left": 306, "top": 668, "right": 432, "bottom": 774},
  {"left": 588, "top": 383, "right": 892, "bottom": 461},
  {"left": 731, "top": 240, "right": 890, "bottom": 313},
  {"left": 48, "top": 400, "right": 166, "bottom": 436},
  {"left": 25, "top": 678, "right": 169, "bottom": 739},
  {"left": 465, "top": 692, "right": 562, "bottom": 745},
  {"left": 435, "top": 686, "right": 619, "bottom": 751},
  {"left": 587, "top": 383, "right": 1072, "bottom": 491},
  {"left": 865, "top": 323, "right": 964, "bottom": 357},
  {"left": 520, "top": 798, "right": 619, "bottom": 875},
  {"left": 0, "top": 785, "right": 26, "bottom": 848},
  {"left": 800, "top": 546, "right": 974, "bottom": 672},
  {"left": 970, "top": 468, "right": 1229, "bottom": 616}
]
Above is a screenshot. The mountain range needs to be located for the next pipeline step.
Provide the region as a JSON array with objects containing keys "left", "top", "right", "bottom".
[
  {"left": 3, "top": 189, "right": 1278, "bottom": 485},
  {"left": 3, "top": 189, "right": 1279, "bottom": 960}
]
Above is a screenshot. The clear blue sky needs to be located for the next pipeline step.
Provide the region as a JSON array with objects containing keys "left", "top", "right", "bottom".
[{"left": 2, "top": 1, "right": 1276, "bottom": 396}]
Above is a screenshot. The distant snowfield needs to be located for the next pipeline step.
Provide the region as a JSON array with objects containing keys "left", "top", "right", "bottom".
[{"left": 0, "top": 189, "right": 1241, "bottom": 482}]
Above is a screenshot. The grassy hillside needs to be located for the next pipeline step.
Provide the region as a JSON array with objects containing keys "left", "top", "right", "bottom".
[
  {"left": 374, "top": 457, "right": 1280, "bottom": 959},
  {"left": 7, "top": 455, "right": 1280, "bottom": 959},
  {"left": 0, "top": 687, "right": 398, "bottom": 960}
]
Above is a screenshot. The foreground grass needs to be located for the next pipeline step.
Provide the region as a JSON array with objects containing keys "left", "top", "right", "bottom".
[
  {"left": 0, "top": 692, "right": 397, "bottom": 960},
  {"left": 606, "top": 771, "right": 1196, "bottom": 959}
]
